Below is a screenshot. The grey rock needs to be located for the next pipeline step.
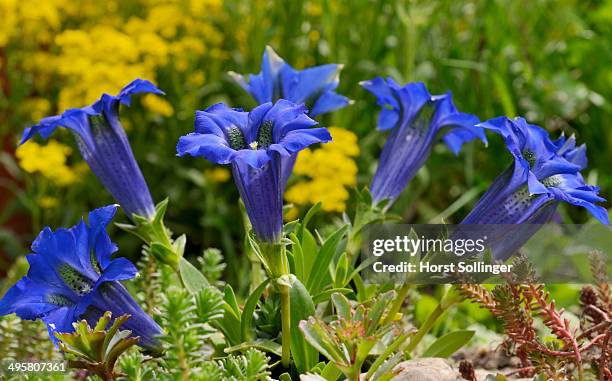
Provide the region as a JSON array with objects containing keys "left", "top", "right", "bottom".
[{"left": 391, "top": 358, "right": 458, "bottom": 381}]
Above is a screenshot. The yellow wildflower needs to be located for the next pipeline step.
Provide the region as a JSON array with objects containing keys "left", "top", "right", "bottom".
[
  {"left": 23, "top": 98, "right": 51, "bottom": 122},
  {"left": 16, "top": 141, "right": 78, "bottom": 186},
  {"left": 0, "top": 0, "right": 17, "bottom": 47},
  {"left": 285, "top": 127, "right": 359, "bottom": 214},
  {"left": 142, "top": 94, "right": 174, "bottom": 117}
]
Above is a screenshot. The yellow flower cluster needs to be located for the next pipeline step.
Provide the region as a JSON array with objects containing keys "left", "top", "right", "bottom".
[
  {"left": 15, "top": 140, "right": 82, "bottom": 186},
  {"left": 285, "top": 127, "right": 359, "bottom": 214},
  {"left": 3, "top": 0, "right": 225, "bottom": 118}
]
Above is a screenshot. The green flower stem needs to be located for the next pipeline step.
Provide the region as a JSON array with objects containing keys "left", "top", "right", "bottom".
[
  {"left": 383, "top": 283, "right": 411, "bottom": 325},
  {"left": 260, "top": 242, "right": 291, "bottom": 368},
  {"left": 404, "top": 286, "right": 462, "bottom": 355}
]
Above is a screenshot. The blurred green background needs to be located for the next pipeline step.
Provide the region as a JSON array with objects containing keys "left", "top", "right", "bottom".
[{"left": 0, "top": 0, "right": 610, "bottom": 291}]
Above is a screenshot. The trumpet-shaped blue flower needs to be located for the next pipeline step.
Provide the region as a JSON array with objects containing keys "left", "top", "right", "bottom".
[
  {"left": 0, "top": 205, "right": 163, "bottom": 353},
  {"left": 460, "top": 117, "right": 609, "bottom": 260},
  {"left": 229, "top": 46, "right": 351, "bottom": 117},
  {"left": 21, "top": 79, "right": 163, "bottom": 220},
  {"left": 177, "top": 100, "right": 331, "bottom": 242},
  {"left": 361, "top": 77, "right": 487, "bottom": 205},
  {"left": 230, "top": 47, "right": 349, "bottom": 188}
]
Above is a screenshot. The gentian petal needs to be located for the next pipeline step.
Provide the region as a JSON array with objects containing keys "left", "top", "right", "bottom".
[
  {"left": 231, "top": 160, "right": 283, "bottom": 242},
  {"left": 274, "top": 128, "right": 332, "bottom": 155},
  {"left": 364, "top": 78, "right": 483, "bottom": 204},
  {"left": 90, "top": 282, "right": 162, "bottom": 354},
  {"left": 548, "top": 186, "right": 610, "bottom": 225},
  {"left": 0, "top": 278, "right": 67, "bottom": 319},
  {"left": 42, "top": 306, "right": 80, "bottom": 345},
  {"left": 0, "top": 207, "right": 159, "bottom": 351},
  {"left": 177, "top": 133, "right": 236, "bottom": 164},
  {"left": 230, "top": 46, "right": 349, "bottom": 116},
  {"left": 115, "top": 78, "right": 165, "bottom": 107},
  {"left": 179, "top": 99, "right": 330, "bottom": 242},
  {"left": 280, "top": 64, "right": 340, "bottom": 104},
  {"left": 310, "top": 90, "right": 351, "bottom": 116},
  {"left": 233, "top": 149, "right": 272, "bottom": 169},
  {"left": 21, "top": 79, "right": 162, "bottom": 219},
  {"left": 97, "top": 258, "right": 139, "bottom": 283},
  {"left": 461, "top": 116, "right": 609, "bottom": 260}
]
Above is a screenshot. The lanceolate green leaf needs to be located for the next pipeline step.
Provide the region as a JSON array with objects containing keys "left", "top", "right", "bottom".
[
  {"left": 301, "top": 228, "right": 319, "bottom": 280},
  {"left": 290, "top": 277, "right": 318, "bottom": 373},
  {"left": 240, "top": 278, "right": 271, "bottom": 342},
  {"left": 178, "top": 257, "right": 209, "bottom": 294},
  {"left": 333, "top": 252, "right": 349, "bottom": 288},
  {"left": 290, "top": 233, "right": 305, "bottom": 281},
  {"left": 216, "top": 285, "right": 242, "bottom": 346},
  {"left": 299, "top": 203, "right": 322, "bottom": 238},
  {"left": 307, "top": 225, "right": 348, "bottom": 294},
  {"left": 422, "top": 330, "right": 475, "bottom": 358}
]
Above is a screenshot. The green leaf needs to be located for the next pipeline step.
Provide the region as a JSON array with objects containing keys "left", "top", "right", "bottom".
[
  {"left": 365, "top": 291, "right": 395, "bottom": 335},
  {"left": 422, "top": 330, "right": 475, "bottom": 358},
  {"left": 301, "top": 228, "right": 319, "bottom": 279},
  {"left": 290, "top": 233, "right": 305, "bottom": 281},
  {"left": 312, "top": 288, "right": 352, "bottom": 304},
  {"left": 224, "top": 285, "right": 241, "bottom": 318},
  {"left": 172, "top": 234, "right": 186, "bottom": 257},
  {"left": 216, "top": 285, "right": 242, "bottom": 346},
  {"left": 240, "top": 279, "right": 271, "bottom": 342},
  {"left": 290, "top": 277, "right": 318, "bottom": 373},
  {"left": 299, "top": 318, "right": 346, "bottom": 365},
  {"left": 300, "top": 202, "right": 322, "bottom": 236},
  {"left": 320, "top": 361, "right": 343, "bottom": 381},
  {"left": 331, "top": 293, "right": 351, "bottom": 320},
  {"left": 307, "top": 225, "right": 348, "bottom": 294},
  {"left": 333, "top": 252, "right": 349, "bottom": 288},
  {"left": 178, "top": 257, "right": 209, "bottom": 294}
]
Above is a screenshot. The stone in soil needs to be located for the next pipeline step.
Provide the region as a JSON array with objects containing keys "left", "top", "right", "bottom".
[{"left": 391, "top": 358, "right": 458, "bottom": 381}]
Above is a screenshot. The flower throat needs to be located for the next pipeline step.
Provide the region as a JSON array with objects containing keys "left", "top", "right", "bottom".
[{"left": 227, "top": 121, "right": 274, "bottom": 150}]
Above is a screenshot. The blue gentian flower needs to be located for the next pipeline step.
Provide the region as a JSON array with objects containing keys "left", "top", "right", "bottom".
[
  {"left": 460, "top": 117, "right": 609, "bottom": 260},
  {"left": 0, "top": 205, "right": 162, "bottom": 353},
  {"left": 361, "top": 77, "right": 487, "bottom": 205},
  {"left": 229, "top": 46, "right": 351, "bottom": 117},
  {"left": 230, "top": 47, "right": 349, "bottom": 188},
  {"left": 177, "top": 100, "right": 331, "bottom": 242},
  {"left": 20, "top": 79, "right": 163, "bottom": 220}
]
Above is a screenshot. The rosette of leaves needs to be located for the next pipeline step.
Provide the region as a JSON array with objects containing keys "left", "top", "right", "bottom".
[
  {"left": 55, "top": 311, "right": 139, "bottom": 381},
  {"left": 300, "top": 291, "right": 413, "bottom": 381}
]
